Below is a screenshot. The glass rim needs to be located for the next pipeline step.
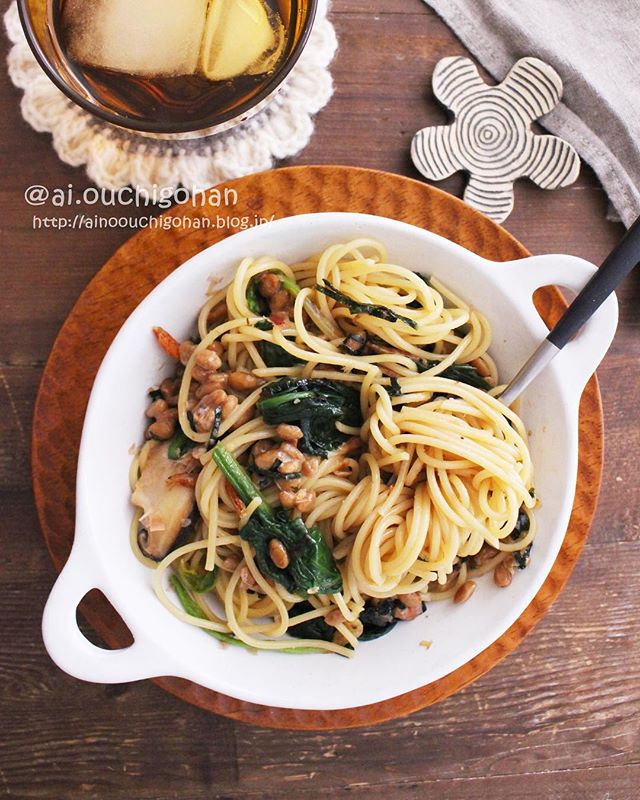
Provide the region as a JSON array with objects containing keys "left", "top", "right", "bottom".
[{"left": 17, "top": 0, "right": 319, "bottom": 135}]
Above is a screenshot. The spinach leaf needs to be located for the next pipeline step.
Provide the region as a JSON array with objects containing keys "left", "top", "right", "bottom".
[
  {"left": 417, "top": 360, "right": 491, "bottom": 390},
  {"left": 258, "top": 377, "right": 362, "bottom": 458},
  {"left": 289, "top": 596, "right": 427, "bottom": 645},
  {"left": 288, "top": 601, "right": 335, "bottom": 642},
  {"left": 298, "top": 419, "right": 345, "bottom": 458},
  {"left": 246, "top": 278, "right": 269, "bottom": 316},
  {"left": 212, "top": 444, "right": 343, "bottom": 595},
  {"left": 168, "top": 429, "right": 196, "bottom": 460},
  {"left": 254, "top": 319, "right": 303, "bottom": 368},
  {"left": 316, "top": 280, "right": 418, "bottom": 329},
  {"left": 507, "top": 507, "right": 532, "bottom": 568},
  {"left": 509, "top": 507, "right": 531, "bottom": 541},
  {"left": 514, "top": 544, "right": 532, "bottom": 569},
  {"left": 171, "top": 575, "right": 322, "bottom": 654},
  {"left": 358, "top": 598, "right": 426, "bottom": 641},
  {"left": 358, "top": 599, "right": 399, "bottom": 641},
  {"left": 261, "top": 342, "right": 303, "bottom": 368},
  {"left": 279, "top": 272, "right": 301, "bottom": 299},
  {"left": 240, "top": 509, "right": 342, "bottom": 596},
  {"left": 238, "top": 510, "right": 301, "bottom": 592},
  {"left": 170, "top": 575, "right": 249, "bottom": 649},
  {"left": 255, "top": 319, "right": 273, "bottom": 331},
  {"left": 290, "top": 522, "right": 343, "bottom": 596},
  {"left": 176, "top": 559, "right": 217, "bottom": 594},
  {"left": 247, "top": 271, "right": 300, "bottom": 317}
]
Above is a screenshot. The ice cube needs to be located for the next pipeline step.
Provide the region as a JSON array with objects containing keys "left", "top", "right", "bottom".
[
  {"left": 200, "top": 0, "right": 285, "bottom": 82},
  {"left": 63, "top": 0, "right": 209, "bottom": 77}
]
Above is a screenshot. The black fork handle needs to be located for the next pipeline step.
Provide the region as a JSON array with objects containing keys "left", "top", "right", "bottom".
[{"left": 547, "top": 214, "right": 640, "bottom": 349}]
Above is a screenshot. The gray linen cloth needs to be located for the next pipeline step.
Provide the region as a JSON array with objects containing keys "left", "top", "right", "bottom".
[{"left": 422, "top": 0, "right": 640, "bottom": 227}]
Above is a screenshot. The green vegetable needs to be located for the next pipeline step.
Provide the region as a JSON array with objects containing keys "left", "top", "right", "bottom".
[
  {"left": 417, "top": 360, "right": 491, "bottom": 390},
  {"left": 257, "top": 377, "right": 362, "bottom": 458},
  {"left": 514, "top": 544, "right": 532, "bottom": 569},
  {"left": 510, "top": 507, "right": 532, "bottom": 569},
  {"left": 213, "top": 443, "right": 270, "bottom": 508},
  {"left": 289, "top": 596, "right": 427, "bottom": 645},
  {"left": 260, "top": 343, "right": 303, "bottom": 368},
  {"left": 212, "top": 444, "right": 343, "bottom": 595},
  {"left": 240, "top": 504, "right": 341, "bottom": 595},
  {"left": 316, "top": 280, "right": 418, "bottom": 330},
  {"left": 171, "top": 575, "right": 324, "bottom": 654},
  {"left": 358, "top": 598, "right": 426, "bottom": 641},
  {"left": 176, "top": 558, "right": 217, "bottom": 594},
  {"left": 288, "top": 601, "right": 336, "bottom": 642},
  {"left": 247, "top": 271, "right": 300, "bottom": 317},
  {"left": 168, "top": 429, "right": 196, "bottom": 460},
  {"left": 255, "top": 320, "right": 273, "bottom": 331},
  {"left": 510, "top": 507, "right": 531, "bottom": 541},
  {"left": 279, "top": 273, "right": 301, "bottom": 298},
  {"left": 255, "top": 320, "right": 303, "bottom": 368},
  {"left": 358, "top": 598, "right": 400, "bottom": 641},
  {"left": 170, "top": 575, "right": 249, "bottom": 649},
  {"left": 246, "top": 278, "right": 269, "bottom": 316}
]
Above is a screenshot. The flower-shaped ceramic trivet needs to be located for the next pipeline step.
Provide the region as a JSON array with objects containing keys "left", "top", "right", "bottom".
[{"left": 411, "top": 55, "right": 580, "bottom": 223}]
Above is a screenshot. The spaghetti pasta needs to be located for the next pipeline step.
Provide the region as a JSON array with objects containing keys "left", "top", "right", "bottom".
[{"left": 131, "top": 238, "right": 536, "bottom": 656}]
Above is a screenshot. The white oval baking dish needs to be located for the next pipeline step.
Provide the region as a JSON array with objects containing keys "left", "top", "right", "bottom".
[{"left": 41, "top": 212, "right": 618, "bottom": 710}]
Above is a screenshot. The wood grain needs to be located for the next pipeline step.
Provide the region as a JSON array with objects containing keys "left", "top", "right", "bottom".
[
  {"left": 0, "top": 0, "right": 638, "bottom": 796},
  {"left": 31, "top": 164, "right": 604, "bottom": 730}
]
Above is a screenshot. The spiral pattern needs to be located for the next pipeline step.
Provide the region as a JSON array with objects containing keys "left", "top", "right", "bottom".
[{"left": 411, "top": 56, "right": 580, "bottom": 223}]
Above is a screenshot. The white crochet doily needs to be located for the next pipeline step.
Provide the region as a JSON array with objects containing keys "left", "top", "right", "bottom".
[{"left": 4, "top": 1, "right": 337, "bottom": 192}]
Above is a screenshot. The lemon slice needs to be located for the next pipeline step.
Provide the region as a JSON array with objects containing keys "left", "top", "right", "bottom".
[{"left": 200, "top": 0, "right": 284, "bottom": 81}]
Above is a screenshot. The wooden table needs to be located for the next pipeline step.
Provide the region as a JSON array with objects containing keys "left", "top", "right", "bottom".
[{"left": 1, "top": 1, "right": 638, "bottom": 798}]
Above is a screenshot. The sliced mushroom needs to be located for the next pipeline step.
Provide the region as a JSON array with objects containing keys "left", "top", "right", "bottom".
[{"left": 132, "top": 441, "right": 197, "bottom": 560}]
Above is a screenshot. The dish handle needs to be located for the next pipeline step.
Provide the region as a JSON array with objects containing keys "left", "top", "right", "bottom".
[
  {"left": 42, "top": 538, "right": 161, "bottom": 684},
  {"left": 485, "top": 254, "right": 619, "bottom": 392}
]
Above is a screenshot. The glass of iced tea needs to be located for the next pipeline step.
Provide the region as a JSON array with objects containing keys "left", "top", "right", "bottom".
[{"left": 18, "top": 0, "right": 318, "bottom": 135}]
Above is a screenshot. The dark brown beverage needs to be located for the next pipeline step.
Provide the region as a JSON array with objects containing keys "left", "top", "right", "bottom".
[{"left": 49, "top": 0, "right": 307, "bottom": 126}]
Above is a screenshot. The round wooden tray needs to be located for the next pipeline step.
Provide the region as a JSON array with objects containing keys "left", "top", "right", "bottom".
[{"left": 32, "top": 166, "right": 602, "bottom": 730}]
